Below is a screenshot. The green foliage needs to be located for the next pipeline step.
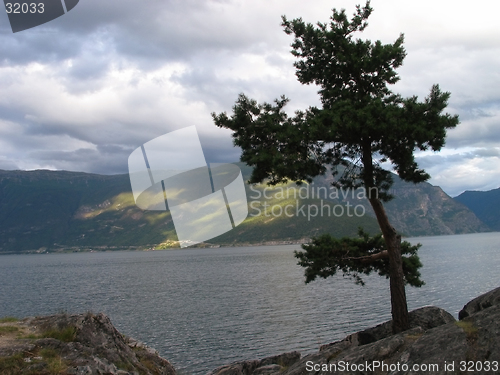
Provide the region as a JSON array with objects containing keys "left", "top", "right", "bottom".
[
  {"left": 0, "top": 165, "right": 480, "bottom": 252},
  {"left": 0, "top": 353, "right": 25, "bottom": 375},
  {"left": 456, "top": 320, "right": 479, "bottom": 338},
  {"left": 0, "top": 317, "right": 19, "bottom": 323},
  {"left": 213, "top": 1, "right": 459, "bottom": 202},
  {"left": 116, "top": 360, "right": 136, "bottom": 372},
  {"left": 0, "top": 170, "right": 178, "bottom": 252},
  {"left": 41, "top": 326, "right": 77, "bottom": 342},
  {"left": 21, "top": 333, "right": 39, "bottom": 339},
  {"left": 294, "top": 228, "right": 424, "bottom": 287},
  {"left": 39, "top": 348, "right": 58, "bottom": 359},
  {"left": 0, "top": 166, "right": 384, "bottom": 252},
  {"left": 42, "top": 355, "right": 67, "bottom": 375},
  {"left": 0, "top": 326, "right": 19, "bottom": 334},
  {"left": 0, "top": 351, "right": 67, "bottom": 375},
  {"left": 155, "top": 240, "right": 180, "bottom": 249},
  {"left": 211, "top": 180, "right": 380, "bottom": 244},
  {"left": 212, "top": 3, "right": 459, "bottom": 326}
]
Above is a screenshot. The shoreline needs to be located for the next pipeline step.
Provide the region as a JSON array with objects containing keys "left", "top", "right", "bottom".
[
  {"left": 0, "top": 238, "right": 313, "bottom": 255},
  {"left": 2, "top": 231, "right": 499, "bottom": 256}
]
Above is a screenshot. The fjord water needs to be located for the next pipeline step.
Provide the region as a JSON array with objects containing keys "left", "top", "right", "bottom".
[{"left": 1, "top": 232, "right": 499, "bottom": 374}]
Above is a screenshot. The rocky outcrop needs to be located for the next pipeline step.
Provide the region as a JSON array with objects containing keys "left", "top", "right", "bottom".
[
  {"left": 208, "top": 352, "right": 301, "bottom": 375},
  {"left": 0, "top": 312, "right": 176, "bottom": 375},
  {"left": 210, "top": 287, "right": 500, "bottom": 375},
  {"left": 3, "top": 288, "right": 500, "bottom": 375},
  {"left": 319, "top": 306, "right": 455, "bottom": 349},
  {"left": 458, "top": 286, "right": 500, "bottom": 319}
]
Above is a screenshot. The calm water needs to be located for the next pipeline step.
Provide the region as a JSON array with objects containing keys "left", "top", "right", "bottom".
[{"left": 1, "top": 232, "right": 499, "bottom": 374}]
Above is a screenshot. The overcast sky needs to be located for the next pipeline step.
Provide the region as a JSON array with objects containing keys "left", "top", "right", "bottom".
[{"left": 1, "top": 0, "right": 499, "bottom": 197}]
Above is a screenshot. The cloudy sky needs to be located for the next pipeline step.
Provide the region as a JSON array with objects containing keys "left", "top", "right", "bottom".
[{"left": 1, "top": 0, "right": 499, "bottom": 197}]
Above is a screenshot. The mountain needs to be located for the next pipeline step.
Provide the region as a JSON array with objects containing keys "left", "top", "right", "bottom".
[
  {"left": 0, "top": 170, "right": 177, "bottom": 253},
  {"left": 373, "top": 178, "right": 489, "bottom": 236},
  {"left": 454, "top": 188, "right": 500, "bottom": 231},
  {"left": 306, "top": 169, "right": 489, "bottom": 236},
  {"left": 0, "top": 167, "right": 379, "bottom": 253},
  {"left": 0, "top": 166, "right": 489, "bottom": 254}
]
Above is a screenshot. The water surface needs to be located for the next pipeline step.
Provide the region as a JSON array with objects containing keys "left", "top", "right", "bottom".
[{"left": 1, "top": 232, "right": 499, "bottom": 374}]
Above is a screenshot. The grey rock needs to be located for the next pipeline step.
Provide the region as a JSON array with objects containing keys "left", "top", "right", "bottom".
[
  {"left": 2, "top": 312, "right": 176, "bottom": 375},
  {"left": 458, "top": 286, "right": 500, "bottom": 319},
  {"left": 146, "top": 346, "right": 158, "bottom": 355},
  {"left": 208, "top": 352, "right": 301, "bottom": 375},
  {"left": 24, "top": 362, "right": 48, "bottom": 373},
  {"left": 209, "top": 359, "right": 260, "bottom": 375},
  {"left": 253, "top": 364, "right": 282, "bottom": 375},
  {"left": 320, "top": 306, "right": 454, "bottom": 350},
  {"left": 67, "top": 366, "right": 92, "bottom": 375},
  {"left": 92, "top": 356, "right": 119, "bottom": 374},
  {"left": 259, "top": 352, "right": 301, "bottom": 368}
]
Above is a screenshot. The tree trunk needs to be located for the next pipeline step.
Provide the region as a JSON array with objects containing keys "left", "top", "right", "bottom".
[
  {"left": 369, "top": 197, "right": 409, "bottom": 333},
  {"left": 361, "top": 139, "right": 409, "bottom": 333}
]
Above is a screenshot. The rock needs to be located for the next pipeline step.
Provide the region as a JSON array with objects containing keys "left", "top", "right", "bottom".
[
  {"left": 24, "top": 362, "right": 48, "bottom": 373},
  {"left": 211, "top": 287, "right": 500, "bottom": 375},
  {"left": 208, "top": 351, "right": 301, "bottom": 375},
  {"left": 0, "top": 312, "right": 176, "bottom": 375},
  {"left": 259, "top": 352, "right": 302, "bottom": 368},
  {"left": 458, "top": 286, "right": 500, "bottom": 319},
  {"left": 320, "top": 306, "right": 454, "bottom": 350}
]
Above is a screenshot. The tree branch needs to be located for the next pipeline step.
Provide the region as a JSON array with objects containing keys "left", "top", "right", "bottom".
[{"left": 344, "top": 250, "right": 388, "bottom": 263}]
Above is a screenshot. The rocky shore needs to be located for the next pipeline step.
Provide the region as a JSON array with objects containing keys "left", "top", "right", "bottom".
[
  {"left": 0, "top": 312, "right": 175, "bottom": 375},
  {"left": 1, "top": 287, "right": 499, "bottom": 375}
]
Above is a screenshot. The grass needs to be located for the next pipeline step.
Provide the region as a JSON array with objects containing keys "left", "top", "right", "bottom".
[
  {"left": 45, "top": 357, "right": 67, "bottom": 374},
  {"left": 40, "top": 348, "right": 58, "bottom": 359},
  {"left": 0, "top": 348, "right": 69, "bottom": 375},
  {"left": 20, "top": 333, "right": 39, "bottom": 339},
  {"left": 0, "top": 326, "right": 19, "bottom": 335},
  {"left": 41, "top": 326, "right": 77, "bottom": 342},
  {"left": 0, "top": 317, "right": 18, "bottom": 323},
  {"left": 139, "top": 357, "right": 161, "bottom": 375},
  {"left": 456, "top": 320, "right": 479, "bottom": 338},
  {"left": 327, "top": 350, "right": 342, "bottom": 362},
  {"left": 0, "top": 353, "right": 26, "bottom": 375},
  {"left": 0, "top": 321, "right": 73, "bottom": 375},
  {"left": 405, "top": 332, "right": 424, "bottom": 341},
  {"left": 40, "top": 348, "right": 68, "bottom": 374},
  {"left": 116, "top": 360, "right": 135, "bottom": 371}
]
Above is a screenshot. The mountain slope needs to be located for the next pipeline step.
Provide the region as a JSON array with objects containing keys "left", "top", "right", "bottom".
[
  {"left": 384, "top": 179, "right": 490, "bottom": 236},
  {"left": 308, "top": 170, "right": 490, "bottom": 236},
  {"left": 454, "top": 188, "right": 500, "bottom": 231},
  {"left": 0, "top": 166, "right": 490, "bottom": 253},
  {"left": 0, "top": 170, "right": 178, "bottom": 252},
  {"left": 0, "top": 168, "right": 379, "bottom": 253}
]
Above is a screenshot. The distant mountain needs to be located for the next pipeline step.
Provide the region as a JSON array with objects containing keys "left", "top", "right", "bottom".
[
  {"left": 454, "top": 188, "right": 500, "bottom": 231},
  {"left": 0, "top": 170, "right": 177, "bottom": 253},
  {"left": 0, "top": 167, "right": 379, "bottom": 253},
  {"left": 0, "top": 166, "right": 490, "bottom": 254},
  {"left": 309, "top": 171, "right": 490, "bottom": 237},
  {"left": 378, "top": 178, "right": 490, "bottom": 236}
]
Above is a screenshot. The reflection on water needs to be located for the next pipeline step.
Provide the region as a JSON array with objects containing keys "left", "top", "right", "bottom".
[{"left": 0, "top": 232, "right": 499, "bottom": 374}]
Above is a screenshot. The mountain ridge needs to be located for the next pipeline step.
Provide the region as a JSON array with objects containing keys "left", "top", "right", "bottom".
[
  {"left": 454, "top": 187, "right": 500, "bottom": 231},
  {"left": 0, "top": 166, "right": 491, "bottom": 253}
]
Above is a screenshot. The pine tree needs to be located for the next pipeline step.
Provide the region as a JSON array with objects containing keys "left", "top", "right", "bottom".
[{"left": 213, "top": 1, "right": 459, "bottom": 333}]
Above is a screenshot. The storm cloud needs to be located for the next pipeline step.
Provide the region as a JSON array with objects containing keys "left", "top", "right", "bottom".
[{"left": 0, "top": 0, "right": 499, "bottom": 196}]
